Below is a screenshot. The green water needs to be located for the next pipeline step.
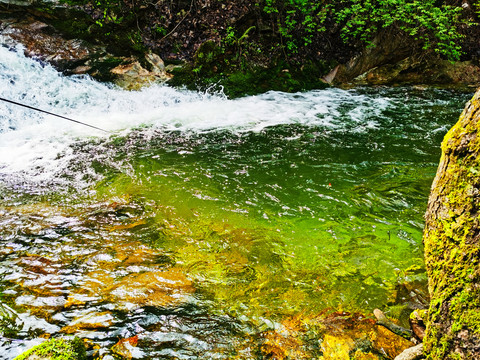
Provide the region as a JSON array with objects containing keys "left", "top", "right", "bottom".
[{"left": 0, "top": 86, "right": 472, "bottom": 358}]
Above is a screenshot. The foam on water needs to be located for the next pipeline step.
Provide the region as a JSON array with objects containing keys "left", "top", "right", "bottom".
[{"left": 0, "top": 43, "right": 448, "bottom": 186}]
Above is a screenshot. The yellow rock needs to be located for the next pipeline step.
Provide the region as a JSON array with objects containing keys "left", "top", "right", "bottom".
[
  {"left": 108, "top": 218, "right": 147, "bottom": 231},
  {"left": 111, "top": 335, "right": 139, "bottom": 359},
  {"left": 370, "top": 326, "right": 414, "bottom": 359},
  {"left": 319, "top": 334, "right": 355, "bottom": 360},
  {"left": 352, "top": 350, "right": 380, "bottom": 359}
]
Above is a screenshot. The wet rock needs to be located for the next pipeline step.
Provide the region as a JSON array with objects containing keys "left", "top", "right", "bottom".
[
  {"left": 259, "top": 311, "right": 416, "bottom": 360},
  {"left": 409, "top": 310, "right": 426, "bottom": 342},
  {"left": 345, "top": 55, "right": 480, "bottom": 87},
  {"left": 319, "top": 334, "right": 355, "bottom": 359},
  {"left": 12, "top": 337, "right": 86, "bottom": 360},
  {"left": 0, "top": 14, "right": 129, "bottom": 82},
  {"left": 394, "top": 343, "right": 424, "bottom": 360},
  {"left": 110, "top": 53, "right": 173, "bottom": 90},
  {"left": 71, "top": 65, "right": 92, "bottom": 75},
  {"left": 352, "top": 351, "right": 380, "bottom": 360},
  {"left": 145, "top": 51, "right": 165, "bottom": 72},
  {"left": 373, "top": 309, "right": 413, "bottom": 340},
  {"left": 2, "top": 19, "right": 95, "bottom": 70}
]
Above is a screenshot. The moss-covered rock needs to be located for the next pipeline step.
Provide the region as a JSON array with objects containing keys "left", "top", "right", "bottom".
[
  {"left": 13, "top": 337, "right": 86, "bottom": 360},
  {"left": 423, "top": 89, "right": 480, "bottom": 359}
]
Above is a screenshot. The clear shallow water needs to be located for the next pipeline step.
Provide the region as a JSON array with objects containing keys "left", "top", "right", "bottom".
[{"left": 0, "top": 45, "right": 473, "bottom": 359}]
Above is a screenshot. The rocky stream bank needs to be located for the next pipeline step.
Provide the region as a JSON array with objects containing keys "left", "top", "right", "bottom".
[{"left": 2, "top": 0, "right": 480, "bottom": 95}]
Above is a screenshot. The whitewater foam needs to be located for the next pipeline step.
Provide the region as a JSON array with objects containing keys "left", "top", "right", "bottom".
[{"left": 0, "top": 43, "right": 461, "bottom": 187}]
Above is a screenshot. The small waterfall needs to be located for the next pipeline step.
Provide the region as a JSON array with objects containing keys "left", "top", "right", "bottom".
[{"left": 0, "top": 44, "right": 398, "bottom": 184}]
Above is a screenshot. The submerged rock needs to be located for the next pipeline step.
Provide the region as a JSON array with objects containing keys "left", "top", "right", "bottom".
[
  {"left": 73, "top": 265, "right": 194, "bottom": 312},
  {"left": 260, "top": 312, "right": 414, "bottom": 360},
  {"left": 104, "top": 267, "right": 194, "bottom": 308},
  {"left": 320, "top": 334, "right": 355, "bottom": 360},
  {"left": 61, "top": 311, "right": 114, "bottom": 334},
  {"left": 111, "top": 335, "right": 139, "bottom": 359}
]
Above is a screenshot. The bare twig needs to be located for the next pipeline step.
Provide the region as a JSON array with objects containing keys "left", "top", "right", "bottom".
[{"left": 159, "top": 0, "right": 194, "bottom": 42}]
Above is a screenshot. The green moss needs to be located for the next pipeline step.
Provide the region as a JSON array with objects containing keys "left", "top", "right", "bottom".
[
  {"left": 410, "top": 309, "right": 427, "bottom": 321},
  {"left": 170, "top": 50, "right": 330, "bottom": 98},
  {"left": 423, "top": 91, "right": 480, "bottom": 359},
  {"left": 13, "top": 337, "right": 86, "bottom": 360}
]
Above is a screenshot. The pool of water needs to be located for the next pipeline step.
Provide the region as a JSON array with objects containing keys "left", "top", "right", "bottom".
[{"left": 0, "top": 44, "right": 473, "bottom": 359}]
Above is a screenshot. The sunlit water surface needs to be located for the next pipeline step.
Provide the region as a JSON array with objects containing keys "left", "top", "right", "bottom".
[{"left": 0, "top": 44, "right": 473, "bottom": 359}]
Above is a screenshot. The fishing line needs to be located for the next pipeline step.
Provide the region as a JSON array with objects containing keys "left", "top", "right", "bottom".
[{"left": 0, "top": 97, "right": 110, "bottom": 133}]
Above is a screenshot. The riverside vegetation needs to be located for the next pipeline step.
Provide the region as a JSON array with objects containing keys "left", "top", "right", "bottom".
[{"left": 2, "top": 0, "right": 480, "bottom": 94}]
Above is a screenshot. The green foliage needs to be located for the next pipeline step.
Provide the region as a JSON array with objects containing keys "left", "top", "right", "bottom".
[
  {"left": 61, "top": 0, "right": 125, "bottom": 27},
  {"left": 259, "top": 0, "right": 469, "bottom": 61},
  {"left": 222, "top": 26, "right": 257, "bottom": 62},
  {"left": 335, "top": 0, "right": 466, "bottom": 60},
  {"left": 263, "top": 0, "right": 324, "bottom": 52},
  {"left": 224, "top": 26, "right": 237, "bottom": 46},
  {"left": 153, "top": 24, "right": 167, "bottom": 36}
]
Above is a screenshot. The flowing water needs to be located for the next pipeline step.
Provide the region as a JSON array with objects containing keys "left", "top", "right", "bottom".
[{"left": 0, "top": 44, "right": 473, "bottom": 359}]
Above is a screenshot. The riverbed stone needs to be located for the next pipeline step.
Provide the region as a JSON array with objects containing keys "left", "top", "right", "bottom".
[
  {"left": 77, "top": 265, "right": 194, "bottom": 311},
  {"left": 106, "top": 267, "right": 194, "bottom": 308},
  {"left": 370, "top": 326, "right": 414, "bottom": 359},
  {"left": 319, "top": 334, "right": 355, "bottom": 360},
  {"left": 111, "top": 335, "right": 139, "bottom": 359},
  {"left": 394, "top": 344, "right": 424, "bottom": 360},
  {"left": 61, "top": 311, "right": 114, "bottom": 334}
]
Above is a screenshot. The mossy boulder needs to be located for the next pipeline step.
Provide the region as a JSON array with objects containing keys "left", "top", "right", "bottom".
[
  {"left": 13, "top": 337, "right": 86, "bottom": 360},
  {"left": 423, "top": 89, "right": 480, "bottom": 359}
]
